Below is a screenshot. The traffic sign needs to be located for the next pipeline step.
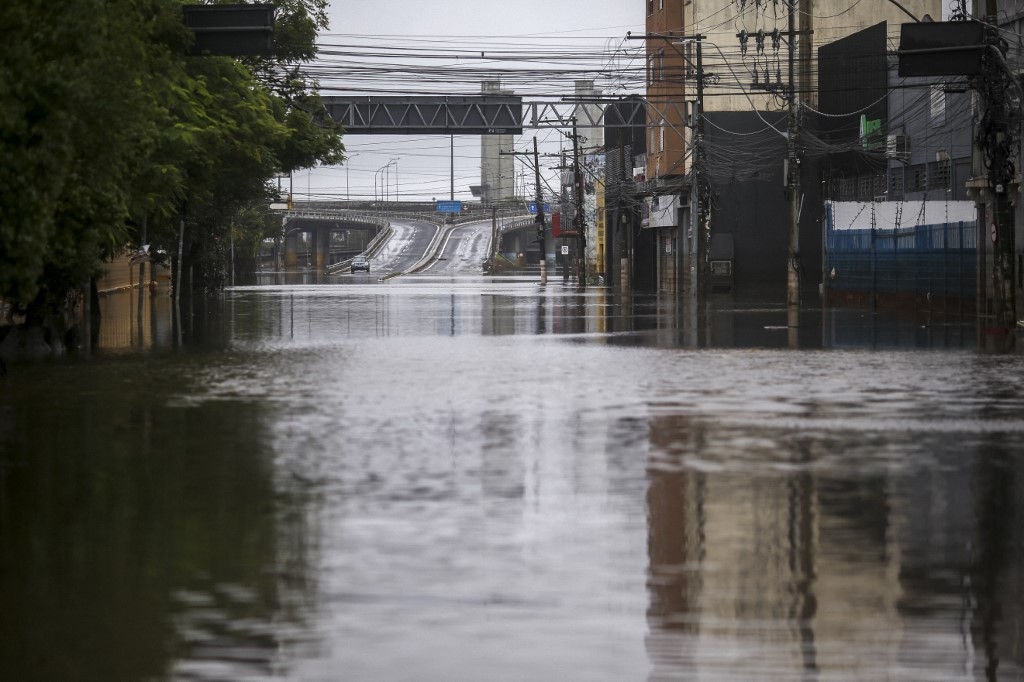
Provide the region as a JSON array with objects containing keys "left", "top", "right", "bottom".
[
  {"left": 435, "top": 200, "right": 463, "bottom": 213},
  {"left": 528, "top": 202, "right": 552, "bottom": 214},
  {"left": 561, "top": 245, "right": 569, "bottom": 255}
]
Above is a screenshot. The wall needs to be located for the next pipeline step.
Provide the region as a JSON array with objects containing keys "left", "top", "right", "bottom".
[
  {"left": 704, "top": 111, "right": 822, "bottom": 295},
  {"left": 688, "top": 0, "right": 942, "bottom": 113},
  {"left": 645, "top": 0, "right": 690, "bottom": 181}
]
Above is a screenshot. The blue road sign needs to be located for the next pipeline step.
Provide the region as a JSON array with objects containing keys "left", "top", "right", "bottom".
[
  {"left": 435, "top": 200, "right": 463, "bottom": 213},
  {"left": 528, "top": 202, "right": 552, "bottom": 214}
]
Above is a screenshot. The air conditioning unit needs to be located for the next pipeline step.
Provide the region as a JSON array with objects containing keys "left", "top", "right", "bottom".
[{"left": 886, "top": 134, "right": 910, "bottom": 159}]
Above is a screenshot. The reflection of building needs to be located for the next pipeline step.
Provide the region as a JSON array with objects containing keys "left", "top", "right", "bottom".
[
  {"left": 479, "top": 81, "right": 515, "bottom": 205},
  {"left": 642, "top": 412, "right": 1024, "bottom": 676}
]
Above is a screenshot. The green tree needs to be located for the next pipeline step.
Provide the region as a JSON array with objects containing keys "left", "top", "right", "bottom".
[{"left": 0, "top": 0, "right": 344, "bottom": 344}]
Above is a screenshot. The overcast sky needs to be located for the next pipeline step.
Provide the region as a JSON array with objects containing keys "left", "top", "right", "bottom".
[{"left": 297, "top": 1, "right": 645, "bottom": 204}]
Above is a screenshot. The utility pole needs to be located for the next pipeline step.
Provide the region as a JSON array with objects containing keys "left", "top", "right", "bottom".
[
  {"left": 500, "top": 137, "right": 549, "bottom": 284},
  {"left": 534, "top": 137, "right": 548, "bottom": 285},
  {"left": 785, "top": 0, "right": 802, "bottom": 317},
  {"left": 571, "top": 117, "right": 587, "bottom": 289},
  {"left": 690, "top": 38, "right": 706, "bottom": 308},
  {"left": 450, "top": 134, "right": 455, "bottom": 202}
]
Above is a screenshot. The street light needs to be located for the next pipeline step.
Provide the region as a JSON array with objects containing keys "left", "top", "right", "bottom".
[
  {"left": 345, "top": 153, "right": 359, "bottom": 203},
  {"left": 388, "top": 157, "right": 400, "bottom": 202},
  {"left": 381, "top": 159, "right": 397, "bottom": 203},
  {"left": 374, "top": 164, "right": 388, "bottom": 203}
]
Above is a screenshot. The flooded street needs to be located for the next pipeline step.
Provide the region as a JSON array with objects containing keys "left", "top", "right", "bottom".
[{"left": 2, "top": 275, "right": 1024, "bottom": 680}]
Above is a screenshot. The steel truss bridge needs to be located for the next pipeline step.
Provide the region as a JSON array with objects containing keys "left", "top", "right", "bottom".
[{"left": 321, "top": 95, "right": 691, "bottom": 134}]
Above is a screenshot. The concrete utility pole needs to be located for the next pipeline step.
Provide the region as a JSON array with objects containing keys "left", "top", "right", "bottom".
[
  {"left": 980, "top": 0, "right": 1019, "bottom": 343},
  {"left": 690, "top": 38, "right": 706, "bottom": 308},
  {"left": 571, "top": 117, "right": 587, "bottom": 289},
  {"left": 785, "top": 0, "right": 802, "bottom": 318},
  {"left": 533, "top": 137, "right": 548, "bottom": 285},
  {"left": 898, "top": 15, "right": 1020, "bottom": 345}
]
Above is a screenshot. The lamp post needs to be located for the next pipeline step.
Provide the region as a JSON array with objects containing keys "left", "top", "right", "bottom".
[
  {"left": 375, "top": 165, "right": 387, "bottom": 203},
  {"left": 383, "top": 159, "right": 397, "bottom": 203},
  {"left": 389, "top": 158, "right": 400, "bottom": 202},
  {"left": 345, "top": 153, "right": 359, "bottom": 203}
]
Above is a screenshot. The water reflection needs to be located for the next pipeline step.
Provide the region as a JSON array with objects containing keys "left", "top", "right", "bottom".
[
  {"left": 0, "top": 361, "right": 317, "bottom": 679},
  {"left": 3, "top": 279, "right": 1023, "bottom": 679},
  {"left": 643, "top": 413, "right": 1024, "bottom": 679},
  {"left": 93, "top": 278, "right": 983, "bottom": 354}
]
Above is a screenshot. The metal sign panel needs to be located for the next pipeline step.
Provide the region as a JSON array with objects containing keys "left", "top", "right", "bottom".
[
  {"left": 898, "top": 21, "right": 987, "bottom": 77},
  {"left": 324, "top": 96, "right": 523, "bottom": 135},
  {"left": 435, "top": 200, "right": 463, "bottom": 213},
  {"left": 183, "top": 4, "right": 274, "bottom": 57}
]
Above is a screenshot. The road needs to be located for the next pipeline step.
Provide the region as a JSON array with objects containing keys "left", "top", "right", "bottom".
[
  {"left": 420, "top": 219, "right": 492, "bottom": 275},
  {"left": 344, "top": 217, "right": 438, "bottom": 280}
]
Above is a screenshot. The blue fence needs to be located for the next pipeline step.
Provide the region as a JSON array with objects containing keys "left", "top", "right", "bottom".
[{"left": 825, "top": 214, "right": 976, "bottom": 302}]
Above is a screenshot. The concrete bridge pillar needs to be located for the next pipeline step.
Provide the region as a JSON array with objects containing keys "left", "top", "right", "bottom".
[
  {"left": 313, "top": 225, "right": 330, "bottom": 271},
  {"left": 284, "top": 230, "right": 302, "bottom": 268}
]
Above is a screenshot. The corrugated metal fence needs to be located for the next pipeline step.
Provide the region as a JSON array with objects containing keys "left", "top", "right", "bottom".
[{"left": 825, "top": 201, "right": 976, "bottom": 304}]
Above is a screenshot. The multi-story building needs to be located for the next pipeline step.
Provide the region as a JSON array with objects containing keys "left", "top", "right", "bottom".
[{"left": 643, "top": 0, "right": 941, "bottom": 295}]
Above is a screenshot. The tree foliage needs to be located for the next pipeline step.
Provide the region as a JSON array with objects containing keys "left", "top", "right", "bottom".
[{"left": 0, "top": 0, "right": 344, "bottom": 323}]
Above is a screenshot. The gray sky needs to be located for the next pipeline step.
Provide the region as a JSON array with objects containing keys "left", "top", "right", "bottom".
[{"left": 299, "top": 1, "right": 645, "bottom": 204}]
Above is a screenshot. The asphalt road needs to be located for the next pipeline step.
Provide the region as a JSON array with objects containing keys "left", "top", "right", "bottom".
[
  {"left": 420, "top": 219, "right": 492, "bottom": 276},
  {"left": 344, "top": 218, "right": 439, "bottom": 280}
]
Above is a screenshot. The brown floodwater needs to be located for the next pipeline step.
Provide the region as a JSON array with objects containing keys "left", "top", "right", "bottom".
[{"left": 1, "top": 278, "right": 1022, "bottom": 680}]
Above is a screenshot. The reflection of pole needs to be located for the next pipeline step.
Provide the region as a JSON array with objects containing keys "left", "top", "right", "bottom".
[
  {"left": 534, "top": 137, "right": 548, "bottom": 285},
  {"left": 138, "top": 214, "right": 147, "bottom": 344},
  {"left": 619, "top": 139, "right": 629, "bottom": 290},
  {"left": 176, "top": 214, "right": 184, "bottom": 347}
]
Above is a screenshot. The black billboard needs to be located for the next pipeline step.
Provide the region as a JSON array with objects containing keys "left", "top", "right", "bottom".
[{"left": 898, "top": 21, "right": 987, "bottom": 77}]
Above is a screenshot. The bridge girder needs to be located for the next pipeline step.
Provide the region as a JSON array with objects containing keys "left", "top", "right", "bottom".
[{"left": 321, "top": 96, "right": 690, "bottom": 134}]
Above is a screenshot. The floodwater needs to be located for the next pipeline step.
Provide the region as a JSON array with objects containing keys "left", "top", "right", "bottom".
[{"left": 2, "top": 275, "right": 1024, "bottom": 681}]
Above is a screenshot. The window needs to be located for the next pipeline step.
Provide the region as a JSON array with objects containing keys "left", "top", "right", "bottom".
[
  {"left": 658, "top": 49, "right": 665, "bottom": 81},
  {"left": 648, "top": 0, "right": 654, "bottom": 14},
  {"left": 927, "top": 159, "right": 950, "bottom": 191},
  {"left": 889, "top": 167, "right": 904, "bottom": 199},
  {"left": 907, "top": 163, "right": 927, "bottom": 192}
]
